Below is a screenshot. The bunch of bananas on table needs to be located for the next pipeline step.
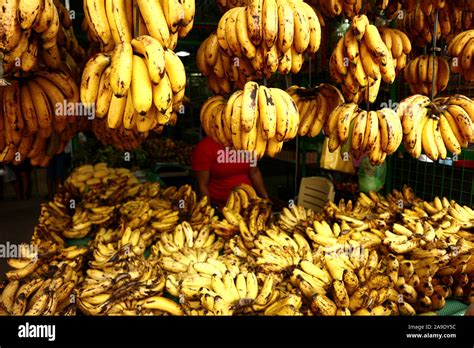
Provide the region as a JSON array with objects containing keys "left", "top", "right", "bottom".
[
  {"left": 77, "top": 236, "right": 182, "bottom": 316},
  {"left": 200, "top": 81, "right": 300, "bottom": 158},
  {"left": 287, "top": 84, "right": 345, "bottom": 138},
  {"left": 404, "top": 55, "right": 450, "bottom": 97},
  {"left": 0, "top": 246, "right": 86, "bottom": 316},
  {"left": 448, "top": 30, "right": 474, "bottom": 82},
  {"left": 398, "top": 94, "right": 474, "bottom": 161},
  {"left": 0, "top": 0, "right": 85, "bottom": 75},
  {"left": 330, "top": 15, "right": 397, "bottom": 104},
  {"left": 83, "top": 0, "right": 194, "bottom": 49},
  {"left": 0, "top": 68, "right": 81, "bottom": 166},
  {"left": 212, "top": 0, "right": 321, "bottom": 78},
  {"left": 197, "top": 32, "right": 259, "bottom": 95},
  {"left": 324, "top": 103, "right": 403, "bottom": 165},
  {"left": 397, "top": 0, "right": 474, "bottom": 47},
  {"left": 80, "top": 36, "right": 186, "bottom": 133}
]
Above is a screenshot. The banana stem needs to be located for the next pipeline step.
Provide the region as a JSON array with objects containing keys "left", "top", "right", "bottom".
[{"left": 430, "top": 10, "right": 439, "bottom": 101}]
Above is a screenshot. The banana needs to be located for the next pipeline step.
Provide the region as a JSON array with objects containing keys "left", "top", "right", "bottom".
[
  {"left": 131, "top": 35, "right": 165, "bottom": 85},
  {"left": 240, "top": 82, "right": 259, "bottom": 132},
  {"left": 0, "top": 0, "right": 21, "bottom": 51},
  {"left": 26, "top": 81, "right": 53, "bottom": 130},
  {"left": 262, "top": 0, "right": 278, "bottom": 48},
  {"left": 362, "top": 110, "right": 379, "bottom": 153},
  {"left": 236, "top": 6, "right": 257, "bottom": 59},
  {"left": 247, "top": 0, "right": 264, "bottom": 45},
  {"left": 351, "top": 110, "right": 367, "bottom": 156},
  {"left": 140, "top": 296, "right": 184, "bottom": 315},
  {"left": 276, "top": 0, "right": 294, "bottom": 52},
  {"left": 446, "top": 105, "right": 473, "bottom": 142},
  {"left": 301, "top": 1, "right": 321, "bottom": 55},
  {"left": 107, "top": 94, "right": 127, "bottom": 129},
  {"left": 225, "top": 8, "right": 244, "bottom": 57},
  {"left": 289, "top": 0, "right": 310, "bottom": 53},
  {"left": 351, "top": 14, "right": 369, "bottom": 41},
  {"left": 161, "top": 0, "right": 184, "bottom": 34},
  {"left": 80, "top": 53, "right": 111, "bottom": 107},
  {"left": 164, "top": 49, "right": 186, "bottom": 93},
  {"left": 131, "top": 54, "right": 153, "bottom": 115},
  {"left": 137, "top": 0, "right": 170, "bottom": 47},
  {"left": 378, "top": 108, "right": 402, "bottom": 155}
]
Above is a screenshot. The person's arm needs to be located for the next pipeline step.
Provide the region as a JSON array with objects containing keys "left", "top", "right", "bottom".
[
  {"left": 249, "top": 166, "right": 269, "bottom": 198},
  {"left": 195, "top": 170, "right": 211, "bottom": 200}
]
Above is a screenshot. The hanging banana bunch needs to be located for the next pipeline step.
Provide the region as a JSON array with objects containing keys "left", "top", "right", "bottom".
[
  {"left": 287, "top": 84, "right": 345, "bottom": 138},
  {"left": 83, "top": 0, "right": 195, "bottom": 50},
  {"left": 404, "top": 55, "right": 450, "bottom": 97},
  {"left": 398, "top": 94, "right": 474, "bottom": 161},
  {"left": 448, "top": 30, "right": 474, "bottom": 82},
  {"left": 0, "top": 0, "right": 85, "bottom": 77},
  {"left": 397, "top": 0, "right": 474, "bottom": 47},
  {"left": 379, "top": 27, "right": 412, "bottom": 73},
  {"left": 208, "top": 0, "right": 321, "bottom": 79},
  {"left": 200, "top": 81, "right": 300, "bottom": 158},
  {"left": 196, "top": 32, "right": 259, "bottom": 95},
  {"left": 330, "top": 15, "right": 396, "bottom": 104},
  {"left": 324, "top": 103, "right": 403, "bottom": 165},
  {"left": 80, "top": 36, "right": 186, "bottom": 134},
  {"left": 0, "top": 68, "right": 80, "bottom": 166}
]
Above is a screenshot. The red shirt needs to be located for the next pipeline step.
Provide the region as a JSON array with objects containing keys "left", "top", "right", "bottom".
[{"left": 191, "top": 137, "right": 253, "bottom": 206}]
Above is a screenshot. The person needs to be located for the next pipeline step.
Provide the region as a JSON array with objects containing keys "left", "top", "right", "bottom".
[
  {"left": 191, "top": 136, "right": 269, "bottom": 207},
  {"left": 8, "top": 160, "right": 32, "bottom": 200},
  {"left": 47, "top": 141, "right": 72, "bottom": 198}
]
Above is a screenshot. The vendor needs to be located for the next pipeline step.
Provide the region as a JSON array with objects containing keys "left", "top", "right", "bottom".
[{"left": 191, "top": 136, "right": 269, "bottom": 207}]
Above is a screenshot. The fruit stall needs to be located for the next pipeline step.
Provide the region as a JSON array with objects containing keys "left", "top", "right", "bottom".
[{"left": 0, "top": 0, "right": 473, "bottom": 321}]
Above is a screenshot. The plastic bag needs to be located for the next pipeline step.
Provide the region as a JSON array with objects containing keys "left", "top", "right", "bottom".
[
  {"left": 358, "top": 156, "right": 386, "bottom": 193},
  {"left": 320, "top": 138, "right": 356, "bottom": 174}
]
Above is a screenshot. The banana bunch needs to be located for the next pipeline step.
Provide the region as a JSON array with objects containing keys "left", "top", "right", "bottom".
[
  {"left": 196, "top": 32, "right": 259, "bottom": 94},
  {"left": 80, "top": 37, "right": 186, "bottom": 133},
  {"left": 0, "top": 0, "right": 85, "bottom": 76},
  {"left": 379, "top": 27, "right": 412, "bottom": 73},
  {"left": 287, "top": 84, "right": 345, "bottom": 138},
  {"left": 225, "top": 183, "right": 259, "bottom": 214},
  {"left": 308, "top": 0, "right": 362, "bottom": 19},
  {"left": 251, "top": 227, "right": 315, "bottom": 273},
  {"left": 448, "top": 30, "right": 474, "bottom": 82},
  {"left": 276, "top": 204, "right": 317, "bottom": 233},
  {"left": 154, "top": 223, "right": 224, "bottom": 262},
  {"left": 211, "top": 0, "right": 321, "bottom": 78},
  {"left": 325, "top": 103, "right": 403, "bottom": 165},
  {"left": 398, "top": 94, "right": 474, "bottom": 161},
  {"left": 83, "top": 0, "right": 195, "bottom": 50},
  {"left": 189, "top": 196, "right": 217, "bottom": 231},
  {"left": 404, "top": 55, "right": 450, "bottom": 97},
  {"left": 201, "top": 82, "right": 300, "bottom": 158},
  {"left": 0, "top": 68, "right": 80, "bottom": 166},
  {"left": 91, "top": 117, "right": 152, "bottom": 151},
  {"left": 398, "top": 0, "right": 474, "bottom": 47},
  {"left": 330, "top": 15, "right": 397, "bottom": 104},
  {"left": 1, "top": 263, "right": 79, "bottom": 316},
  {"left": 434, "top": 253, "right": 473, "bottom": 303}
]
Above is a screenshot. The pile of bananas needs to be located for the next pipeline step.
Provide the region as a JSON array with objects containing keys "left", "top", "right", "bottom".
[
  {"left": 80, "top": 37, "right": 185, "bottom": 134},
  {"left": 398, "top": 94, "right": 474, "bottom": 161},
  {"left": 330, "top": 15, "right": 397, "bottom": 104},
  {"left": 404, "top": 55, "right": 450, "bottom": 97},
  {"left": 0, "top": 68, "right": 81, "bottom": 166},
  {"left": 325, "top": 103, "right": 403, "bottom": 165},
  {"left": 1, "top": 0, "right": 85, "bottom": 76},
  {"left": 214, "top": 0, "right": 321, "bottom": 78},
  {"left": 308, "top": 0, "right": 362, "bottom": 19},
  {"left": 448, "top": 30, "right": 474, "bottom": 82},
  {"left": 200, "top": 81, "right": 300, "bottom": 158},
  {"left": 83, "top": 0, "right": 195, "bottom": 49},
  {"left": 287, "top": 84, "right": 345, "bottom": 138},
  {"left": 397, "top": 0, "right": 474, "bottom": 47},
  {"left": 77, "top": 234, "right": 182, "bottom": 316},
  {"left": 0, "top": 247, "right": 86, "bottom": 316},
  {"left": 197, "top": 32, "right": 259, "bottom": 94}
]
